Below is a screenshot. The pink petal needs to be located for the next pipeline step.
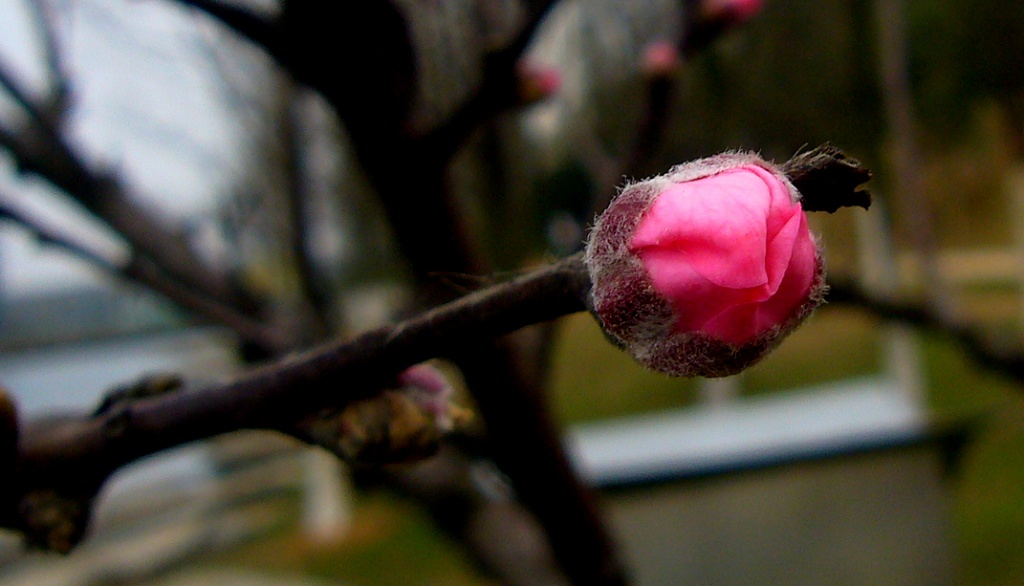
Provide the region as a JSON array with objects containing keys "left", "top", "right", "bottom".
[
  {"left": 703, "top": 0, "right": 764, "bottom": 22},
  {"left": 631, "top": 169, "right": 772, "bottom": 290},
  {"left": 629, "top": 164, "right": 815, "bottom": 345},
  {"left": 398, "top": 364, "right": 451, "bottom": 397},
  {"left": 747, "top": 164, "right": 798, "bottom": 237},
  {"left": 636, "top": 248, "right": 762, "bottom": 333},
  {"left": 765, "top": 213, "right": 817, "bottom": 315},
  {"left": 704, "top": 214, "right": 816, "bottom": 343},
  {"left": 760, "top": 203, "right": 803, "bottom": 296},
  {"left": 641, "top": 41, "right": 681, "bottom": 75}
]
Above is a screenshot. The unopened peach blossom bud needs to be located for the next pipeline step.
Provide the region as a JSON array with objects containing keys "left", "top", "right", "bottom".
[
  {"left": 641, "top": 41, "right": 682, "bottom": 77},
  {"left": 517, "top": 62, "right": 561, "bottom": 104},
  {"left": 396, "top": 363, "right": 470, "bottom": 433},
  {"left": 585, "top": 152, "right": 826, "bottom": 377},
  {"left": 702, "top": 0, "right": 764, "bottom": 23}
]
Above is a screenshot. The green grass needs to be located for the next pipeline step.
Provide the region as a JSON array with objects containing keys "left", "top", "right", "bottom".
[{"left": 955, "top": 419, "right": 1024, "bottom": 586}]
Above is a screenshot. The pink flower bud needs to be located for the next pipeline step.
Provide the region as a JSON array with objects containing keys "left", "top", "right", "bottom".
[
  {"left": 702, "top": 0, "right": 764, "bottom": 23},
  {"left": 585, "top": 152, "right": 826, "bottom": 377},
  {"left": 641, "top": 41, "right": 682, "bottom": 77},
  {"left": 516, "top": 62, "right": 561, "bottom": 104},
  {"left": 396, "top": 363, "right": 469, "bottom": 432},
  {"left": 397, "top": 363, "right": 452, "bottom": 398}
]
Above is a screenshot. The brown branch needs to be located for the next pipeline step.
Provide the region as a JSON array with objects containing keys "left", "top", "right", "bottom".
[
  {"left": 24, "top": 0, "right": 71, "bottom": 119},
  {"left": 0, "top": 196, "right": 287, "bottom": 349},
  {"left": 7, "top": 253, "right": 590, "bottom": 541},
  {"left": 327, "top": 7, "right": 612, "bottom": 579},
  {"left": 0, "top": 122, "right": 246, "bottom": 303},
  {"left": 387, "top": 8, "right": 629, "bottom": 582},
  {"left": 0, "top": 108, "right": 281, "bottom": 353},
  {"left": 48, "top": 2, "right": 591, "bottom": 582},
  {"left": 4, "top": 5, "right": 578, "bottom": 577},
  {"left": 588, "top": 0, "right": 768, "bottom": 217},
  {"left": 50, "top": 4, "right": 858, "bottom": 582},
  {"left": 0, "top": 53, "right": 46, "bottom": 124},
  {"left": 828, "top": 278, "right": 1024, "bottom": 382},
  {"left": 8, "top": 142, "right": 872, "bottom": 553},
  {"left": 415, "top": 0, "right": 560, "bottom": 162},
  {"left": 245, "top": 6, "right": 629, "bottom": 579}
]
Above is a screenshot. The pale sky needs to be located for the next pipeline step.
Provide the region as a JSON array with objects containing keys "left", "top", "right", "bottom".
[{"left": 0, "top": 0, "right": 250, "bottom": 294}]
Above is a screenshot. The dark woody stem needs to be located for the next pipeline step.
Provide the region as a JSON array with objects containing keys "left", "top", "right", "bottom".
[
  {"left": 10, "top": 144, "right": 871, "bottom": 539},
  {"left": 15, "top": 255, "right": 591, "bottom": 492}
]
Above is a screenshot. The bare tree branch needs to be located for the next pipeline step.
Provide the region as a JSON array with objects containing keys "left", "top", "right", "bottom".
[
  {"left": 828, "top": 278, "right": 1024, "bottom": 383},
  {"left": 4, "top": 143, "right": 871, "bottom": 557},
  {"left": 7, "top": 253, "right": 591, "bottom": 547},
  {"left": 0, "top": 82, "right": 281, "bottom": 350},
  {"left": 587, "top": 0, "right": 769, "bottom": 217},
  {"left": 23, "top": 0, "right": 72, "bottom": 119},
  {"left": 415, "top": 0, "right": 560, "bottom": 162},
  {"left": 0, "top": 195, "right": 287, "bottom": 349},
  {"left": 0, "top": 52, "right": 56, "bottom": 129},
  {"left": 3, "top": 3, "right": 598, "bottom": 581},
  {"left": 176, "top": 5, "right": 628, "bottom": 578},
  {"left": 280, "top": 90, "right": 332, "bottom": 338}
]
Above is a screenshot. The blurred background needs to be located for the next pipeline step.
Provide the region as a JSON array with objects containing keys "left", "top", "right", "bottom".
[{"left": 0, "top": 0, "right": 1022, "bottom": 585}]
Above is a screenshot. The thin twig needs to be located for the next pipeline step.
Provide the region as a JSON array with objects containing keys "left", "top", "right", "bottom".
[
  {"left": 828, "top": 278, "right": 1024, "bottom": 382},
  {"left": 0, "top": 195, "right": 286, "bottom": 349},
  {"left": 24, "top": 0, "right": 71, "bottom": 118},
  {"left": 0, "top": 54, "right": 43, "bottom": 122},
  {"left": 0, "top": 114, "right": 271, "bottom": 341},
  {"left": 588, "top": 0, "right": 768, "bottom": 218},
  {"left": 281, "top": 90, "right": 332, "bottom": 337},
  {"left": 415, "top": 0, "right": 560, "bottom": 162}
]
